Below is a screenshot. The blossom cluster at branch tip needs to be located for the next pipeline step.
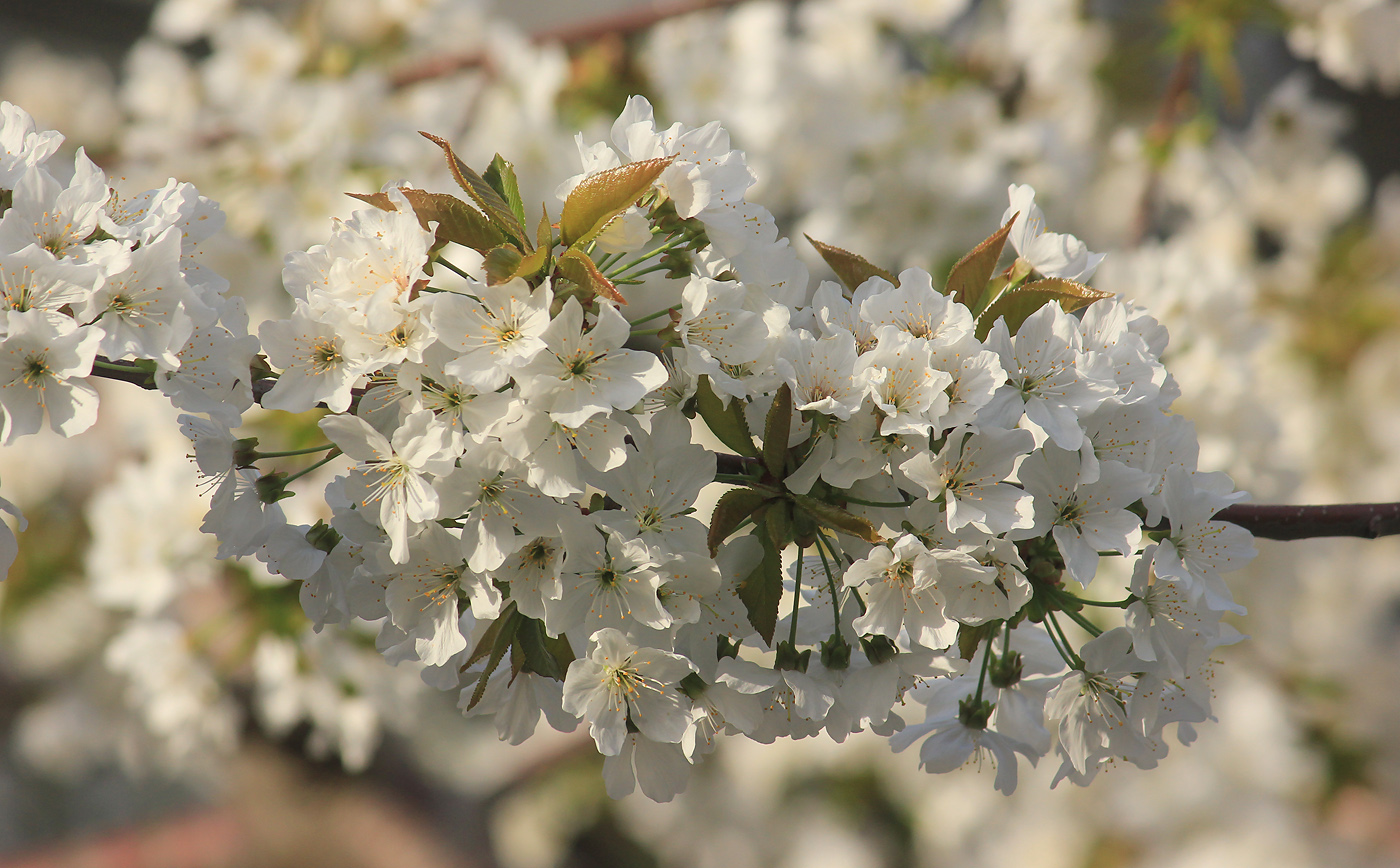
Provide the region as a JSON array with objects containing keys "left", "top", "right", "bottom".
[{"left": 0, "top": 96, "right": 1257, "bottom": 803}]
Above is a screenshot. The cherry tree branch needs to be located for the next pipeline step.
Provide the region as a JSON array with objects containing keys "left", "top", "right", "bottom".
[
  {"left": 88, "top": 361, "right": 1400, "bottom": 542},
  {"left": 389, "top": 0, "right": 757, "bottom": 88},
  {"left": 1210, "top": 503, "right": 1400, "bottom": 541}
]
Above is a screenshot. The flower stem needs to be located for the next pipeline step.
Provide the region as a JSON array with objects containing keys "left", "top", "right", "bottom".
[
  {"left": 281, "top": 450, "right": 342, "bottom": 485},
  {"left": 435, "top": 257, "right": 476, "bottom": 282},
  {"left": 257, "top": 443, "right": 339, "bottom": 459},
  {"left": 1059, "top": 605, "right": 1104, "bottom": 638},
  {"left": 813, "top": 535, "right": 844, "bottom": 635},
  {"left": 788, "top": 549, "right": 803, "bottom": 647},
  {"left": 1044, "top": 611, "right": 1083, "bottom": 669},
  {"left": 629, "top": 307, "right": 674, "bottom": 326}
]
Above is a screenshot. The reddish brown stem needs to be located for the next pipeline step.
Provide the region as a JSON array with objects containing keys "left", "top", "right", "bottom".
[
  {"left": 390, "top": 0, "right": 756, "bottom": 88},
  {"left": 1132, "top": 47, "right": 1199, "bottom": 245}
]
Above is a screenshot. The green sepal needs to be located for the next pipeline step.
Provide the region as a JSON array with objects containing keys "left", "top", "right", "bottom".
[
  {"left": 695, "top": 376, "right": 759, "bottom": 458},
  {"left": 804, "top": 234, "right": 898, "bottom": 295},
  {"left": 820, "top": 634, "right": 852, "bottom": 670},
  {"left": 678, "top": 672, "right": 709, "bottom": 701},
  {"left": 774, "top": 640, "right": 811, "bottom": 672},
  {"left": 860, "top": 634, "right": 899, "bottom": 666},
  {"left": 304, "top": 520, "right": 342, "bottom": 555},
  {"left": 560, "top": 156, "right": 674, "bottom": 249},
  {"left": 974, "top": 278, "right": 1116, "bottom": 341},
  {"left": 948, "top": 218, "right": 1015, "bottom": 311}
]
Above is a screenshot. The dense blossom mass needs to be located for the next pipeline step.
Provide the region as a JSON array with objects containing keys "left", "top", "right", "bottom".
[{"left": 0, "top": 94, "right": 1256, "bottom": 802}]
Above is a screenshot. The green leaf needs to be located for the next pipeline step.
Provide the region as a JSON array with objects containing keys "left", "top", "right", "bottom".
[
  {"left": 763, "top": 383, "right": 792, "bottom": 478},
  {"left": 462, "top": 605, "right": 520, "bottom": 711},
  {"left": 419, "top": 131, "right": 527, "bottom": 244},
  {"left": 791, "top": 493, "right": 885, "bottom": 543},
  {"left": 555, "top": 248, "right": 626, "bottom": 304},
  {"left": 804, "top": 235, "right": 897, "bottom": 294},
  {"left": 463, "top": 602, "right": 518, "bottom": 669},
  {"left": 484, "top": 154, "right": 528, "bottom": 235},
  {"left": 514, "top": 616, "right": 564, "bottom": 680},
  {"left": 737, "top": 520, "right": 784, "bottom": 646},
  {"left": 948, "top": 218, "right": 1016, "bottom": 311},
  {"left": 696, "top": 376, "right": 759, "bottom": 458},
  {"left": 974, "top": 278, "right": 1116, "bottom": 341},
  {"left": 560, "top": 156, "right": 674, "bottom": 248},
  {"left": 347, "top": 189, "right": 505, "bottom": 254},
  {"left": 764, "top": 500, "right": 793, "bottom": 551},
  {"left": 708, "top": 487, "right": 773, "bottom": 556},
  {"left": 483, "top": 244, "right": 524, "bottom": 285}
]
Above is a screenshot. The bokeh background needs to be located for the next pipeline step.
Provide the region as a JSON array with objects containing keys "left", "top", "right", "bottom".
[{"left": 4, "top": 0, "right": 1400, "bottom": 865}]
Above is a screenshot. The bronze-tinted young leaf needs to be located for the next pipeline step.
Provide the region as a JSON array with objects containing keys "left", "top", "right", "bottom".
[
  {"left": 696, "top": 376, "right": 759, "bottom": 458},
  {"left": 763, "top": 383, "right": 792, "bottom": 478},
  {"left": 737, "top": 522, "right": 784, "bottom": 646},
  {"left": 804, "top": 235, "right": 897, "bottom": 294},
  {"left": 536, "top": 202, "right": 553, "bottom": 252},
  {"left": 948, "top": 217, "right": 1016, "bottom": 311},
  {"left": 484, "top": 244, "right": 524, "bottom": 285},
  {"left": 560, "top": 156, "right": 674, "bottom": 248},
  {"left": 973, "top": 278, "right": 1115, "bottom": 341},
  {"left": 513, "top": 243, "right": 551, "bottom": 283},
  {"left": 419, "top": 131, "right": 526, "bottom": 243},
  {"left": 791, "top": 493, "right": 885, "bottom": 543},
  {"left": 555, "top": 248, "right": 626, "bottom": 304},
  {"left": 347, "top": 188, "right": 506, "bottom": 253},
  {"left": 484, "top": 153, "right": 527, "bottom": 233},
  {"left": 709, "top": 487, "right": 773, "bottom": 556}
]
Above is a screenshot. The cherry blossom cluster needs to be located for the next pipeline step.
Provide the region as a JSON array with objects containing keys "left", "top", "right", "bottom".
[
  {"left": 172, "top": 96, "right": 1254, "bottom": 800},
  {"left": 1, "top": 94, "right": 1257, "bottom": 801},
  {"left": 0, "top": 101, "right": 256, "bottom": 572}
]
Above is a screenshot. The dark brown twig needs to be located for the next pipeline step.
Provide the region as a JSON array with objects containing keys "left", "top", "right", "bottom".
[
  {"left": 389, "top": 0, "right": 755, "bottom": 88},
  {"left": 1131, "top": 47, "right": 1199, "bottom": 245},
  {"left": 1212, "top": 503, "right": 1400, "bottom": 541}
]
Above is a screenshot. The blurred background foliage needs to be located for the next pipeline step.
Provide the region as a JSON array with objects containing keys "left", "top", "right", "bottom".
[{"left": 4, "top": 1, "right": 1400, "bottom": 866}]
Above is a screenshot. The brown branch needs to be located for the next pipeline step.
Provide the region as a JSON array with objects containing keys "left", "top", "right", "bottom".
[
  {"left": 1214, "top": 502, "right": 1400, "bottom": 541},
  {"left": 88, "top": 363, "right": 1400, "bottom": 542},
  {"left": 389, "top": 0, "right": 756, "bottom": 88},
  {"left": 1131, "top": 47, "right": 1199, "bottom": 245}
]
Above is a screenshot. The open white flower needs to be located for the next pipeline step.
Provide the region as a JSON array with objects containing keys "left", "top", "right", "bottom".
[
  {"left": 0, "top": 309, "right": 102, "bottom": 443},
  {"left": 516, "top": 297, "right": 667, "bottom": 427},
  {"left": 320, "top": 409, "right": 455, "bottom": 563},
  {"left": 561, "top": 628, "right": 695, "bottom": 756}
]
